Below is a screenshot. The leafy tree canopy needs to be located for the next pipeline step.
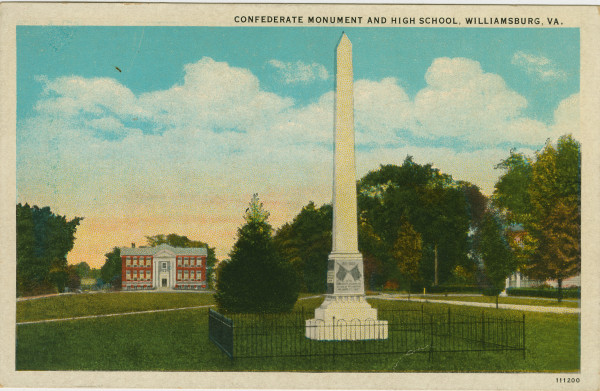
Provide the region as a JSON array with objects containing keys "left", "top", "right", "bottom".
[
  {"left": 493, "top": 151, "right": 533, "bottom": 224},
  {"left": 492, "top": 135, "right": 580, "bottom": 300},
  {"left": 357, "top": 156, "right": 473, "bottom": 287},
  {"left": 477, "top": 211, "right": 517, "bottom": 294},
  {"left": 393, "top": 218, "right": 423, "bottom": 286},
  {"left": 16, "top": 203, "right": 83, "bottom": 296},
  {"left": 274, "top": 202, "right": 332, "bottom": 293},
  {"left": 74, "top": 262, "right": 91, "bottom": 278},
  {"left": 101, "top": 247, "right": 121, "bottom": 287}
]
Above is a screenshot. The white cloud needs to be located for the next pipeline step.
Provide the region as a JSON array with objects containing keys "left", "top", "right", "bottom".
[
  {"left": 414, "top": 57, "right": 538, "bottom": 144},
  {"left": 549, "top": 93, "right": 579, "bottom": 139},
  {"left": 511, "top": 51, "right": 567, "bottom": 81},
  {"left": 354, "top": 78, "right": 414, "bottom": 145},
  {"left": 268, "top": 59, "right": 330, "bottom": 84},
  {"left": 18, "top": 56, "right": 580, "bottom": 264}
]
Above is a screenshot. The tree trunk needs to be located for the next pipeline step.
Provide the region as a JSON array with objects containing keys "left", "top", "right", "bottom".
[
  {"left": 434, "top": 243, "right": 438, "bottom": 286},
  {"left": 496, "top": 294, "right": 499, "bottom": 309},
  {"left": 557, "top": 278, "right": 563, "bottom": 303}
]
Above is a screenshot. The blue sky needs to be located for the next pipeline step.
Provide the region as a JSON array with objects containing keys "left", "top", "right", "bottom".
[{"left": 16, "top": 26, "right": 580, "bottom": 266}]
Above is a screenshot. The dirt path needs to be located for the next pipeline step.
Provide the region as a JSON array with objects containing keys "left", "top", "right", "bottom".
[
  {"left": 371, "top": 294, "right": 580, "bottom": 314},
  {"left": 16, "top": 304, "right": 216, "bottom": 326},
  {"left": 17, "top": 294, "right": 323, "bottom": 325}
]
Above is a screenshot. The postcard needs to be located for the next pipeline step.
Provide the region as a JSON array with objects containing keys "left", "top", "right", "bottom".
[{"left": 0, "top": 3, "right": 598, "bottom": 390}]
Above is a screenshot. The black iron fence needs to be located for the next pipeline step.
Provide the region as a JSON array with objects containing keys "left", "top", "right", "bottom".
[
  {"left": 208, "top": 309, "right": 234, "bottom": 359},
  {"left": 208, "top": 306, "right": 525, "bottom": 361}
]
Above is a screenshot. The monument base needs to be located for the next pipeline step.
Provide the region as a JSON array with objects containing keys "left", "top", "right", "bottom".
[{"left": 305, "top": 294, "right": 388, "bottom": 340}]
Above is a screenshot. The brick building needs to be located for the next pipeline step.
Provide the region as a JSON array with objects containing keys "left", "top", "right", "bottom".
[{"left": 120, "top": 244, "right": 208, "bottom": 290}]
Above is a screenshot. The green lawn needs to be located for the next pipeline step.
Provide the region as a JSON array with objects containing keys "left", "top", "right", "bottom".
[
  {"left": 409, "top": 295, "right": 580, "bottom": 308},
  {"left": 17, "top": 291, "right": 216, "bottom": 322},
  {"left": 15, "top": 293, "right": 580, "bottom": 372}
]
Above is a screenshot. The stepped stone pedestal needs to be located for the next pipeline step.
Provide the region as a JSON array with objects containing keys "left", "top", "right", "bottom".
[
  {"left": 305, "top": 294, "right": 388, "bottom": 340},
  {"left": 305, "top": 33, "right": 388, "bottom": 341}
]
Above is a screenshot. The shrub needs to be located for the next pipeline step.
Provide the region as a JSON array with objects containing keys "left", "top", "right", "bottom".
[
  {"left": 425, "top": 285, "right": 483, "bottom": 294},
  {"left": 506, "top": 287, "right": 580, "bottom": 299}
]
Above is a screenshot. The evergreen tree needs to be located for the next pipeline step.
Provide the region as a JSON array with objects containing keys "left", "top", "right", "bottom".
[{"left": 215, "top": 194, "right": 299, "bottom": 313}]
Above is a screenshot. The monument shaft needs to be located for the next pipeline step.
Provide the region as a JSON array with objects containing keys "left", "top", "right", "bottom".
[
  {"left": 306, "top": 34, "right": 387, "bottom": 340},
  {"left": 332, "top": 33, "right": 359, "bottom": 255}
]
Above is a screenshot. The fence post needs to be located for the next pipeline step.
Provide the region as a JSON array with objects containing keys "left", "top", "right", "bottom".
[
  {"left": 447, "top": 307, "right": 451, "bottom": 336},
  {"left": 481, "top": 311, "right": 485, "bottom": 350},
  {"left": 428, "top": 314, "right": 434, "bottom": 362},
  {"left": 332, "top": 316, "right": 336, "bottom": 363},
  {"left": 522, "top": 313, "right": 526, "bottom": 359}
]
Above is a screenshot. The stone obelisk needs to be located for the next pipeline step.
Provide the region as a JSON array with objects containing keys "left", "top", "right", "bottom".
[{"left": 306, "top": 33, "right": 388, "bottom": 341}]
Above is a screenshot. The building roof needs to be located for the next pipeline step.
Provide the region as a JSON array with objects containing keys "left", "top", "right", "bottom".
[{"left": 120, "top": 243, "right": 208, "bottom": 256}]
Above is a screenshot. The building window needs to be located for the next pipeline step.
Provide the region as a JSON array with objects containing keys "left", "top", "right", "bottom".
[
  {"left": 146, "top": 257, "right": 151, "bottom": 267},
  {"left": 190, "top": 270, "right": 195, "bottom": 280},
  {"left": 177, "top": 257, "right": 182, "bottom": 266},
  {"left": 191, "top": 257, "right": 196, "bottom": 267},
  {"left": 184, "top": 257, "right": 189, "bottom": 267},
  {"left": 177, "top": 270, "right": 182, "bottom": 280},
  {"left": 126, "top": 270, "right": 131, "bottom": 280},
  {"left": 184, "top": 270, "right": 189, "bottom": 280},
  {"left": 162, "top": 262, "right": 167, "bottom": 271},
  {"left": 126, "top": 257, "right": 131, "bottom": 267}
]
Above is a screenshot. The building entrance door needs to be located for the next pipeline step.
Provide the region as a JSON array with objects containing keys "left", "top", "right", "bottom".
[{"left": 162, "top": 278, "right": 167, "bottom": 287}]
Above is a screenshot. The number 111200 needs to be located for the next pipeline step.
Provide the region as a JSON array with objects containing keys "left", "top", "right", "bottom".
[{"left": 556, "top": 378, "right": 580, "bottom": 383}]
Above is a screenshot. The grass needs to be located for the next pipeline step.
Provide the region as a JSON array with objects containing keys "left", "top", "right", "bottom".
[
  {"left": 408, "top": 295, "right": 580, "bottom": 308},
  {"left": 15, "top": 293, "right": 580, "bottom": 372},
  {"left": 17, "top": 291, "right": 216, "bottom": 322}
]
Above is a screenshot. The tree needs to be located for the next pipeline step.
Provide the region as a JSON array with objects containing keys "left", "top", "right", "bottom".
[
  {"left": 477, "top": 211, "right": 517, "bottom": 300},
  {"left": 273, "top": 202, "right": 332, "bottom": 293},
  {"left": 357, "top": 157, "right": 472, "bottom": 287},
  {"left": 358, "top": 221, "right": 390, "bottom": 291},
  {"left": 530, "top": 200, "right": 580, "bottom": 301},
  {"left": 145, "top": 233, "right": 218, "bottom": 287},
  {"left": 74, "top": 262, "right": 91, "bottom": 278},
  {"left": 392, "top": 218, "right": 422, "bottom": 290},
  {"left": 493, "top": 151, "right": 533, "bottom": 225},
  {"left": 526, "top": 135, "right": 581, "bottom": 300},
  {"left": 16, "top": 203, "right": 83, "bottom": 296},
  {"left": 66, "top": 265, "right": 81, "bottom": 291},
  {"left": 88, "top": 268, "right": 101, "bottom": 280},
  {"left": 215, "top": 194, "right": 299, "bottom": 313},
  {"left": 101, "top": 247, "right": 121, "bottom": 288},
  {"left": 492, "top": 135, "right": 581, "bottom": 301}
]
